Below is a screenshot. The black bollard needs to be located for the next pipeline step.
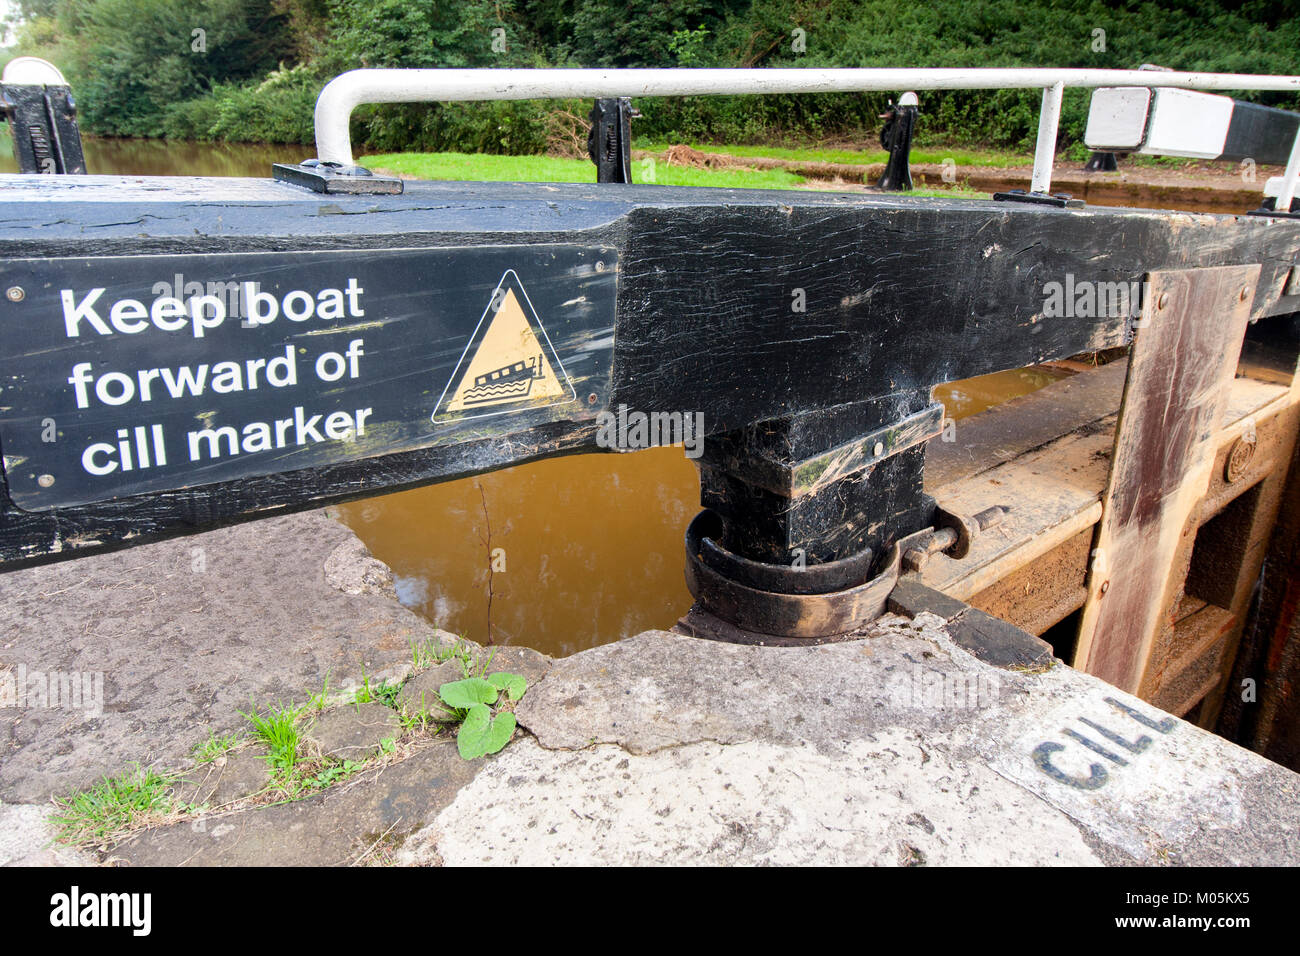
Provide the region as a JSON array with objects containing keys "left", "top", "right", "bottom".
[
  {"left": 588, "top": 97, "right": 636, "bottom": 184},
  {"left": 877, "top": 92, "right": 918, "bottom": 191},
  {"left": 1084, "top": 151, "right": 1119, "bottom": 172}
]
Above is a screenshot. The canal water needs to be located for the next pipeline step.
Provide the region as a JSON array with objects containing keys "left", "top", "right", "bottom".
[
  {"left": 2, "top": 137, "right": 1072, "bottom": 656},
  {"left": 0, "top": 136, "right": 297, "bottom": 176}
]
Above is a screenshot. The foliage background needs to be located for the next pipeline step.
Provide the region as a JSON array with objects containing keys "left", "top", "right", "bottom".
[{"left": 3, "top": 0, "right": 1298, "bottom": 152}]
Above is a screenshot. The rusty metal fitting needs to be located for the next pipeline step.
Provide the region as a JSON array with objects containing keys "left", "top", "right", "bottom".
[
  {"left": 683, "top": 509, "right": 899, "bottom": 643},
  {"left": 902, "top": 504, "right": 1009, "bottom": 571}
]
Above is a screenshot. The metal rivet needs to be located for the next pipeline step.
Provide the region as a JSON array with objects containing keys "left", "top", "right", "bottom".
[
  {"left": 587, "top": 392, "right": 598, "bottom": 405},
  {"left": 873, "top": 441, "right": 885, "bottom": 457},
  {"left": 594, "top": 261, "right": 605, "bottom": 273},
  {"left": 6, "top": 286, "right": 24, "bottom": 302},
  {"left": 1157, "top": 292, "right": 1169, "bottom": 310},
  {"left": 1239, "top": 285, "right": 1251, "bottom": 302},
  {"left": 1100, "top": 580, "right": 1110, "bottom": 594},
  {"left": 37, "top": 474, "right": 54, "bottom": 487}
]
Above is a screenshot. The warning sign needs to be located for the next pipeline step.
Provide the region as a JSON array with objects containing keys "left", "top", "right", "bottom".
[
  {"left": 0, "top": 246, "right": 615, "bottom": 513},
  {"left": 434, "top": 270, "right": 575, "bottom": 420}
]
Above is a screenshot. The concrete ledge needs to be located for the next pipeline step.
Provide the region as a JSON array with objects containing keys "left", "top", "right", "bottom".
[
  {"left": 475, "top": 620, "right": 1299, "bottom": 865},
  {"left": 4, "top": 509, "right": 1297, "bottom": 867}
]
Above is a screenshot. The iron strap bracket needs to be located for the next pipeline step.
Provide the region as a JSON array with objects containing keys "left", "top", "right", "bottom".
[{"left": 272, "top": 160, "right": 403, "bottom": 195}]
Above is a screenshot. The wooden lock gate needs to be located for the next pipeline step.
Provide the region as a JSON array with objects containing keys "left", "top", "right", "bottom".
[{"left": 4, "top": 66, "right": 1300, "bottom": 763}]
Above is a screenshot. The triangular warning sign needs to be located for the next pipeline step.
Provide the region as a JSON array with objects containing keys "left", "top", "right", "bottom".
[{"left": 432, "top": 270, "right": 575, "bottom": 422}]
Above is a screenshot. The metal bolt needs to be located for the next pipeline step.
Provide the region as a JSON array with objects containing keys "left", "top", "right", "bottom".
[
  {"left": 1239, "top": 285, "right": 1251, "bottom": 302},
  {"left": 594, "top": 261, "right": 605, "bottom": 273},
  {"left": 973, "top": 505, "right": 1010, "bottom": 531},
  {"left": 37, "top": 474, "right": 54, "bottom": 487},
  {"left": 6, "top": 286, "right": 24, "bottom": 302},
  {"left": 587, "top": 392, "right": 598, "bottom": 405},
  {"left": 872, "top": 441, "right": 885, "bottom": 457},
  {"left": 1157, "top": 292, "right": 1169, "bottom": 310}
]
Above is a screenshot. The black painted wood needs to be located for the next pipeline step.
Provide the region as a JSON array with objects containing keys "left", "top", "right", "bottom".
[
  {"left": 1, "top": 245, "right": 617, "bottom": 510},
  {"left": 698, "top": 392, "right": 935, "bottom": 563},
  {"left": 1, "top": 176, "right": 1298, "bottom": 568},
  {"left": 1222, "top": 101, "right": 1300, "bottom": 166},
  {"left": 1, "top": 84, "right": 86, "bottom": 175}
]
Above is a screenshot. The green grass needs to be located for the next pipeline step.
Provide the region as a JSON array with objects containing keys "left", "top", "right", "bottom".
[
  {"left": 50, "top": 765, "right": 175, "bottom": 845},
  {"left": 638, "top": 141, "right": 1031, "bottom": 168},
  {"left": 306, "top": 670, "right": 333, "bottom": 712},
  {"left": 53, "top": 658, "right": 477, "bottom": 846},
  {"left": 410, "top": 635, "right": 473, "bottom": 673},
  {"left": 240, "top": 699, "right": 304, "bottom": 774},
  {"left": 906, "top": 186, "right": 992, "bottom": 200},
  {"left": 351, "top": 667, "right": 402, "bottom": 708},
  {"left": 361, "top": 149, "right": 992, "bottom": 201},
  {"left": 238, "top": 693, "right": 383, "bottom": 799},
  {"left": 191, "top": 730, "right": 244, "bottom": 764},
  {"left": 360, "top": 151, "right": 807, "bottom": 189}
]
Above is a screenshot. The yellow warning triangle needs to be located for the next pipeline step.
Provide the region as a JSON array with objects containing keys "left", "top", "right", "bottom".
[{"left": 434, "top": 272, "right": 574, "bottom": 420}]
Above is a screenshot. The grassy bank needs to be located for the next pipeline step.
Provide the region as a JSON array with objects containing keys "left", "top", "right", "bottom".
[
  {"left": 358, "top": 150, "right": 991, "bottom": 198},
  {"left": 360, "top": 151, "right": 807, "bottom": 188},
  {"left": 638, "top": 141, "right": 1032, "bottom": 168}
]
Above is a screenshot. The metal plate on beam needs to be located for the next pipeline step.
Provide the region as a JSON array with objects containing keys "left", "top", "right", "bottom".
[{"left": 0, "top": 245, "right": 617, "bottom": 510}]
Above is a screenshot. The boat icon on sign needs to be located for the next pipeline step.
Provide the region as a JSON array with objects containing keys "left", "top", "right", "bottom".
[{"left": 459, "top": 354, "right": 544, "bottom": 406}]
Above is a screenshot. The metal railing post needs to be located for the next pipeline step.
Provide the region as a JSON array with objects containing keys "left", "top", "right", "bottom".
[{"left": 1030, "top": 82, "right": 1065, "bottom": 195}]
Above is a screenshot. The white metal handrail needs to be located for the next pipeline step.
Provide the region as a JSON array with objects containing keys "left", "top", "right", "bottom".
[{"left": 315, "top": 67, "right": 1300, "bottom": 202}]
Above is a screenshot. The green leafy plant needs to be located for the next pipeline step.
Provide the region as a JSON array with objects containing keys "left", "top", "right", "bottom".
[
  {"left": 456, "top": 706, "right": 516, "bottom": 760},
  {"left": 487, "top": 671, "right": 527, "bottom": 701},
  {"left": 352, "top": 666, "right": 401, "bottom": 708},
  {"left": 439, "top": 676, "right": 499, "bottom": 709},
  {"left": 438, "top": 673, "right": 528, "bottom": 760},
  {"left": 307, "top": 759, "right": 362, "bottom": 790}
]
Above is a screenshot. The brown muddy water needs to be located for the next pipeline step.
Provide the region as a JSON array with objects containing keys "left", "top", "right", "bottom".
[
  {"left": 2, "top": 137, "right": 1077, "bottom": 656},
  {"left": 0, "top": 136, "right": 299, "bottom": 176}
]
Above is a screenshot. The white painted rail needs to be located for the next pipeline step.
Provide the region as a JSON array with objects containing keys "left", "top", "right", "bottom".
[{"left": 315, "top": 67, "right": 1300, "bottom": 199}]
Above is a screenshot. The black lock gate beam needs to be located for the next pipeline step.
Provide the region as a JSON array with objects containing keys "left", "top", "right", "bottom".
[{"left": 2, "top": 175, "right": 1299, "bottom": 641}]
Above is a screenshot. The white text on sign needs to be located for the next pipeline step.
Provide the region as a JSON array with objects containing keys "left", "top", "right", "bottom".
[{"left": 60, "top": 279, "right": 365, "bottom": 338}]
